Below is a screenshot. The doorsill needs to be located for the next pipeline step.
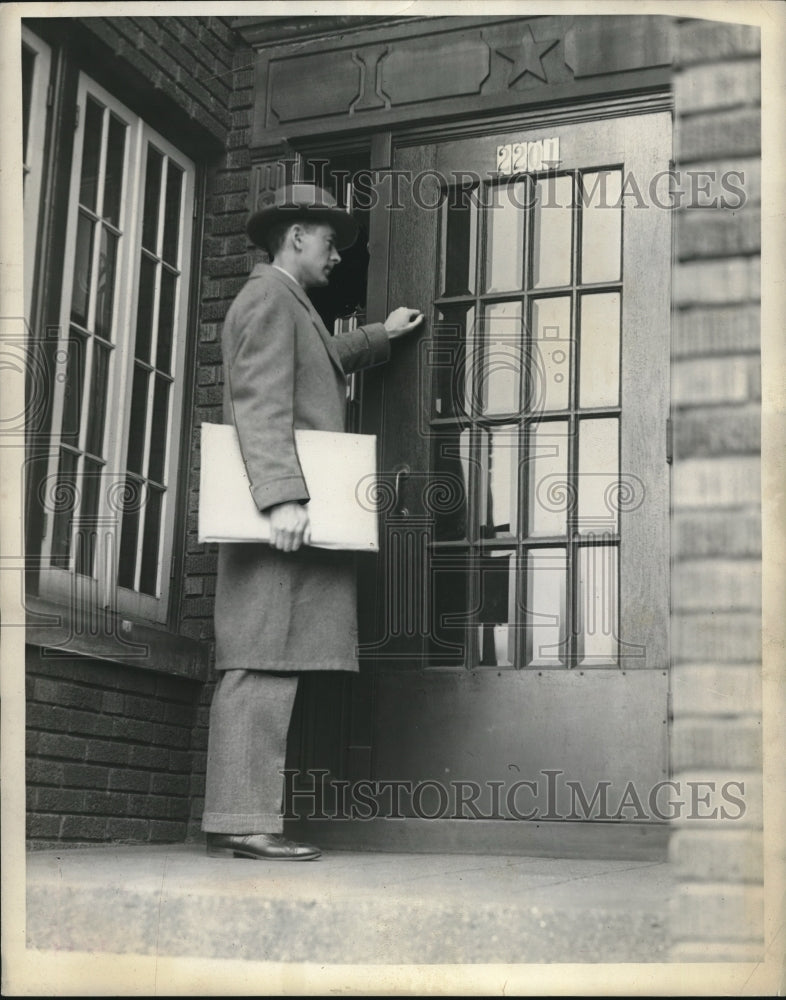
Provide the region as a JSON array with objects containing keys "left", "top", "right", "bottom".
[{"left": 284, "top": 817, "right": 669, "bottom": 861}]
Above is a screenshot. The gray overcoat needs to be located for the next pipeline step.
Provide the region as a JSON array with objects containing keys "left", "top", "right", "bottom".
[{"left": 212, "top": 263, "right": 390, "bottom": 673}]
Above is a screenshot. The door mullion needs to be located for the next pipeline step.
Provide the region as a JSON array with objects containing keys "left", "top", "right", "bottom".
[
  {"left": 465, "top": 424, "right": 479, "bottom": 670},
  {"left": 566, "top": 167, "right": 582, "bottom": 668}
]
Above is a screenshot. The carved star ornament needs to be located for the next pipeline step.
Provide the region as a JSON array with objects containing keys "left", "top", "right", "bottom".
[{"left": 495, "top": 24, "right": 559, "bottom": 85}]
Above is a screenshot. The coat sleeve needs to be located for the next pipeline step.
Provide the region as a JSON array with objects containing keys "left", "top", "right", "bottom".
[
  {"left": 332, "top": 323, "right": 391, "bottom": 374},
  {"left": 225, "top": 286, "right": 310, "bottom": 512}
]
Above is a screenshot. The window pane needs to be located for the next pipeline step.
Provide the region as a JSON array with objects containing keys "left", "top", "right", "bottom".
[
  {"left": 579, "top": 292, "right": 620, "bottom": 408},
  {"left": 135, "top": 255, "right": 157, "bottom": 363},
  {"left": 440, "top": 187, "right": 477, "bottom": 296},
  {"left": 103, "top": 114, "right": 127, "bottom": 229},
  {"left": 478, "top": 425, "right": 519, "bottom": 539},
  {"left": 581, "top": 170, "right": 622, "bottom": 284},
  {"left": 477, "top": 550, "right": 515, "bottom": 667},
  {"left": 527, "top": 421, "right": 569, "bottom": 537},
  {"left": 531, "top": 175, "right": 573, "bottom": 289},
  {"left": 484, "top": 181, "right": 527, "bottom": 292},
  {"left": 79, "top": 97, "right": 103, "bottom": 212},
  {"left": 75, "top": 457, "right": 102, "bottom": 577},
  {"left": 432, "top": 429, "right": 470, "bottom": 542},
  {"left": 530, "top": 297, "right": 571, "bottom": 413},
  {"left": 118, "top": 476, "right": 143, "bottom": 590},
  {"left": 578, "top": 418, "right": 619, "bottom": 533},
  {"left": 156, "top": 268, "right": 177, "bottom": 374},
  {"left": 429, "top": 553, "right": 469, "bottom": 666},
  {"left": 95, "top": 228, "right": 118, "bottom": 341},
  {"left": 70, "top": 213, "right": 95, "bottom": 328},
  {"left": 22, "top": 45, "right": 35, "bottom": 162},
  {"left": 50, "top": 448, "right": 78, "bottom": 567},
  {"left": 139, "top": 485, "right": 163, "bottom": 596},
  {"left": 142, "top": 146, "right": 163, "bottom": 252},
  {"left": 147, "top": 376, "right": 170, "bottom": 484},
  {"left": 85, "top": 339, "right": 111, "bottom": 458},
  {"left": 52, "top": 86, "right": 195, "bottom": 612},
  {"left": 577, "top": 544, "right": 618, "bottom": 665},
  {"left": 433, "top": 306, "right": 474, "bottom": 419},
  {"left": 126, "top": 365, "right": 149, "bottom": 475},
  {"left": 162, "top": 162, "right": 183, "bottom": 265},
  {"left": 479, "top": 301, "right": 522, "bottom": 416},
  {"left": 525, "top": 549, "right": 567, "bottom": 667},
  {"left": 60, "top": 329, "right": 87, "bottom": 447}
]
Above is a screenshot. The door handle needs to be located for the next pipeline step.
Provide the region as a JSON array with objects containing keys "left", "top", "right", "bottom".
[{"left": 394, "top": 465, "right": 410, "bottom": 515}]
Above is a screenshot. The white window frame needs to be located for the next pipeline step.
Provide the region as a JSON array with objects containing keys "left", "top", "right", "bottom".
[
  {"left": 22, "top": 26, "right": 51, "bottom": 322},
  {"left": 39, "top": 72, "right": 195, "bottom": 625}
]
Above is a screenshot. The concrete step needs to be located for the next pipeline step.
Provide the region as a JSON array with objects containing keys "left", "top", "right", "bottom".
[{"left": 26, "top": 844, "right": 673, "bottom": 964}]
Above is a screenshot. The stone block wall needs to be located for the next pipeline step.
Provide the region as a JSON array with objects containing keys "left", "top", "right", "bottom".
[{"left": 669, "top": 17, "right": 763, "bottom": 961}]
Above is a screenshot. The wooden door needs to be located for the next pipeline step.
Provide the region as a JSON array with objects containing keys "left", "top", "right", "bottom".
[{"left": 291, "top": 112, "right": 672, "bottom": 857}]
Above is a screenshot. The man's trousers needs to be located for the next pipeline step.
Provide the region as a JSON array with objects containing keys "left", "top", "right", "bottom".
[{"left": 201, "top": 669, "right": 300, "bottom": 834}]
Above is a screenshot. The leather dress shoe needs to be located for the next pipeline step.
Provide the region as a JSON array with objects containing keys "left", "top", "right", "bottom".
[{"left": 206, "top": 832, "right": 322, "bottom": 861}]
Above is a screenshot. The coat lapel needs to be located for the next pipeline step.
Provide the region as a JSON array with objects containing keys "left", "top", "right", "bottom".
[{"left": 262, "top": 264, "right": 345, "bottom": 376}]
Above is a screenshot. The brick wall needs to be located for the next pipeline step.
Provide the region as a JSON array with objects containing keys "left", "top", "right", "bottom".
[
  {"left": 25, "top": 16, "right": 244, "bottom": 847},
  {"left": 669, "top": 18, "right": 763, "bottom": 961},
  {"left": 26, "top": 649, "right": 200, "bottom": 847},
  {"left": 80, "top": 15, "right": 235, "bottom": 144}
]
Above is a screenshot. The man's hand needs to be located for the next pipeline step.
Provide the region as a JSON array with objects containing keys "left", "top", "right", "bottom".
[
  {"left": 269, "top": 501, "right": 311, "bottom": 552},
  {"left": 384, "top": 306, "right": 423, "bottom": 340}
]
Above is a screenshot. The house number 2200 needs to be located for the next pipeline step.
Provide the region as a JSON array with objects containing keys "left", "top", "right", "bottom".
[{"left": 496, "top": 137, "right": 560, "bottom": 175}]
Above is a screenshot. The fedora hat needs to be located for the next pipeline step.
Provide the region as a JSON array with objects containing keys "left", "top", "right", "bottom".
[{"left": 247, "top": 183, "right": 359, "bottom": 252}]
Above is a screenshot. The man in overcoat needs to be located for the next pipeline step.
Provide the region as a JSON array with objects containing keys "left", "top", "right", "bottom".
[{"left": 202, "top": 184, "right": 422, "bottom": 860}]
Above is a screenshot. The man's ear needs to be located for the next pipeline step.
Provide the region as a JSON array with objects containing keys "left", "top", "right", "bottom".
[{"left": 290, "top": 223, "right": 304, "bottom": 250}]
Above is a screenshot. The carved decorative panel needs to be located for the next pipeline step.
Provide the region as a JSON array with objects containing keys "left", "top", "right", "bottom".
[
  {"left": 380, "top": 35, "right": 490, "bottom": 106},
  {"left": 564, "top": 16, "right": 672, "bottom": 77},
  {"left": 249, "top": 158, "right": 293, "bottom": 214},
  {"left": 269, "top": 51, "right": 361, "bottom": 124},
  {"left": 243, "top": 15, "right": 674, "bottom": 152}
]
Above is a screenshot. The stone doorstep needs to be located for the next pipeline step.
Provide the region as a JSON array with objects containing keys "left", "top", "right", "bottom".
[{"left": 26, "top": 844, "right": 673, "bottom": 965}]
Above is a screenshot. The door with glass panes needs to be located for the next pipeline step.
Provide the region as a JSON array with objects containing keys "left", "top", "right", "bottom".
[{"left": 358, "top": 112, "right": 671, "bottom": 826}]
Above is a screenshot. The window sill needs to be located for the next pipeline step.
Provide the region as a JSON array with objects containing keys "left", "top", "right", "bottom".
[{"left": 25, "top": 594, "right": 210, "bottom": 682}]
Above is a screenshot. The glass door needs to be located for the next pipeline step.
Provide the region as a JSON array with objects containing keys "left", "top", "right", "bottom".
[{"left": 361, "top": 112, "right": 672, "bottom": 827}]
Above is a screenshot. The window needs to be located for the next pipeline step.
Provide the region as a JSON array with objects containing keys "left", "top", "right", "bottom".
[
  {"left": 38, "top": 72, "right": 195, "bottom": 624},
  {"left": 22, "top": 26, "right": 51, "bottom": 320},
  {"left": 429, "top": 170, "right": 625, "bottom": 668}
]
